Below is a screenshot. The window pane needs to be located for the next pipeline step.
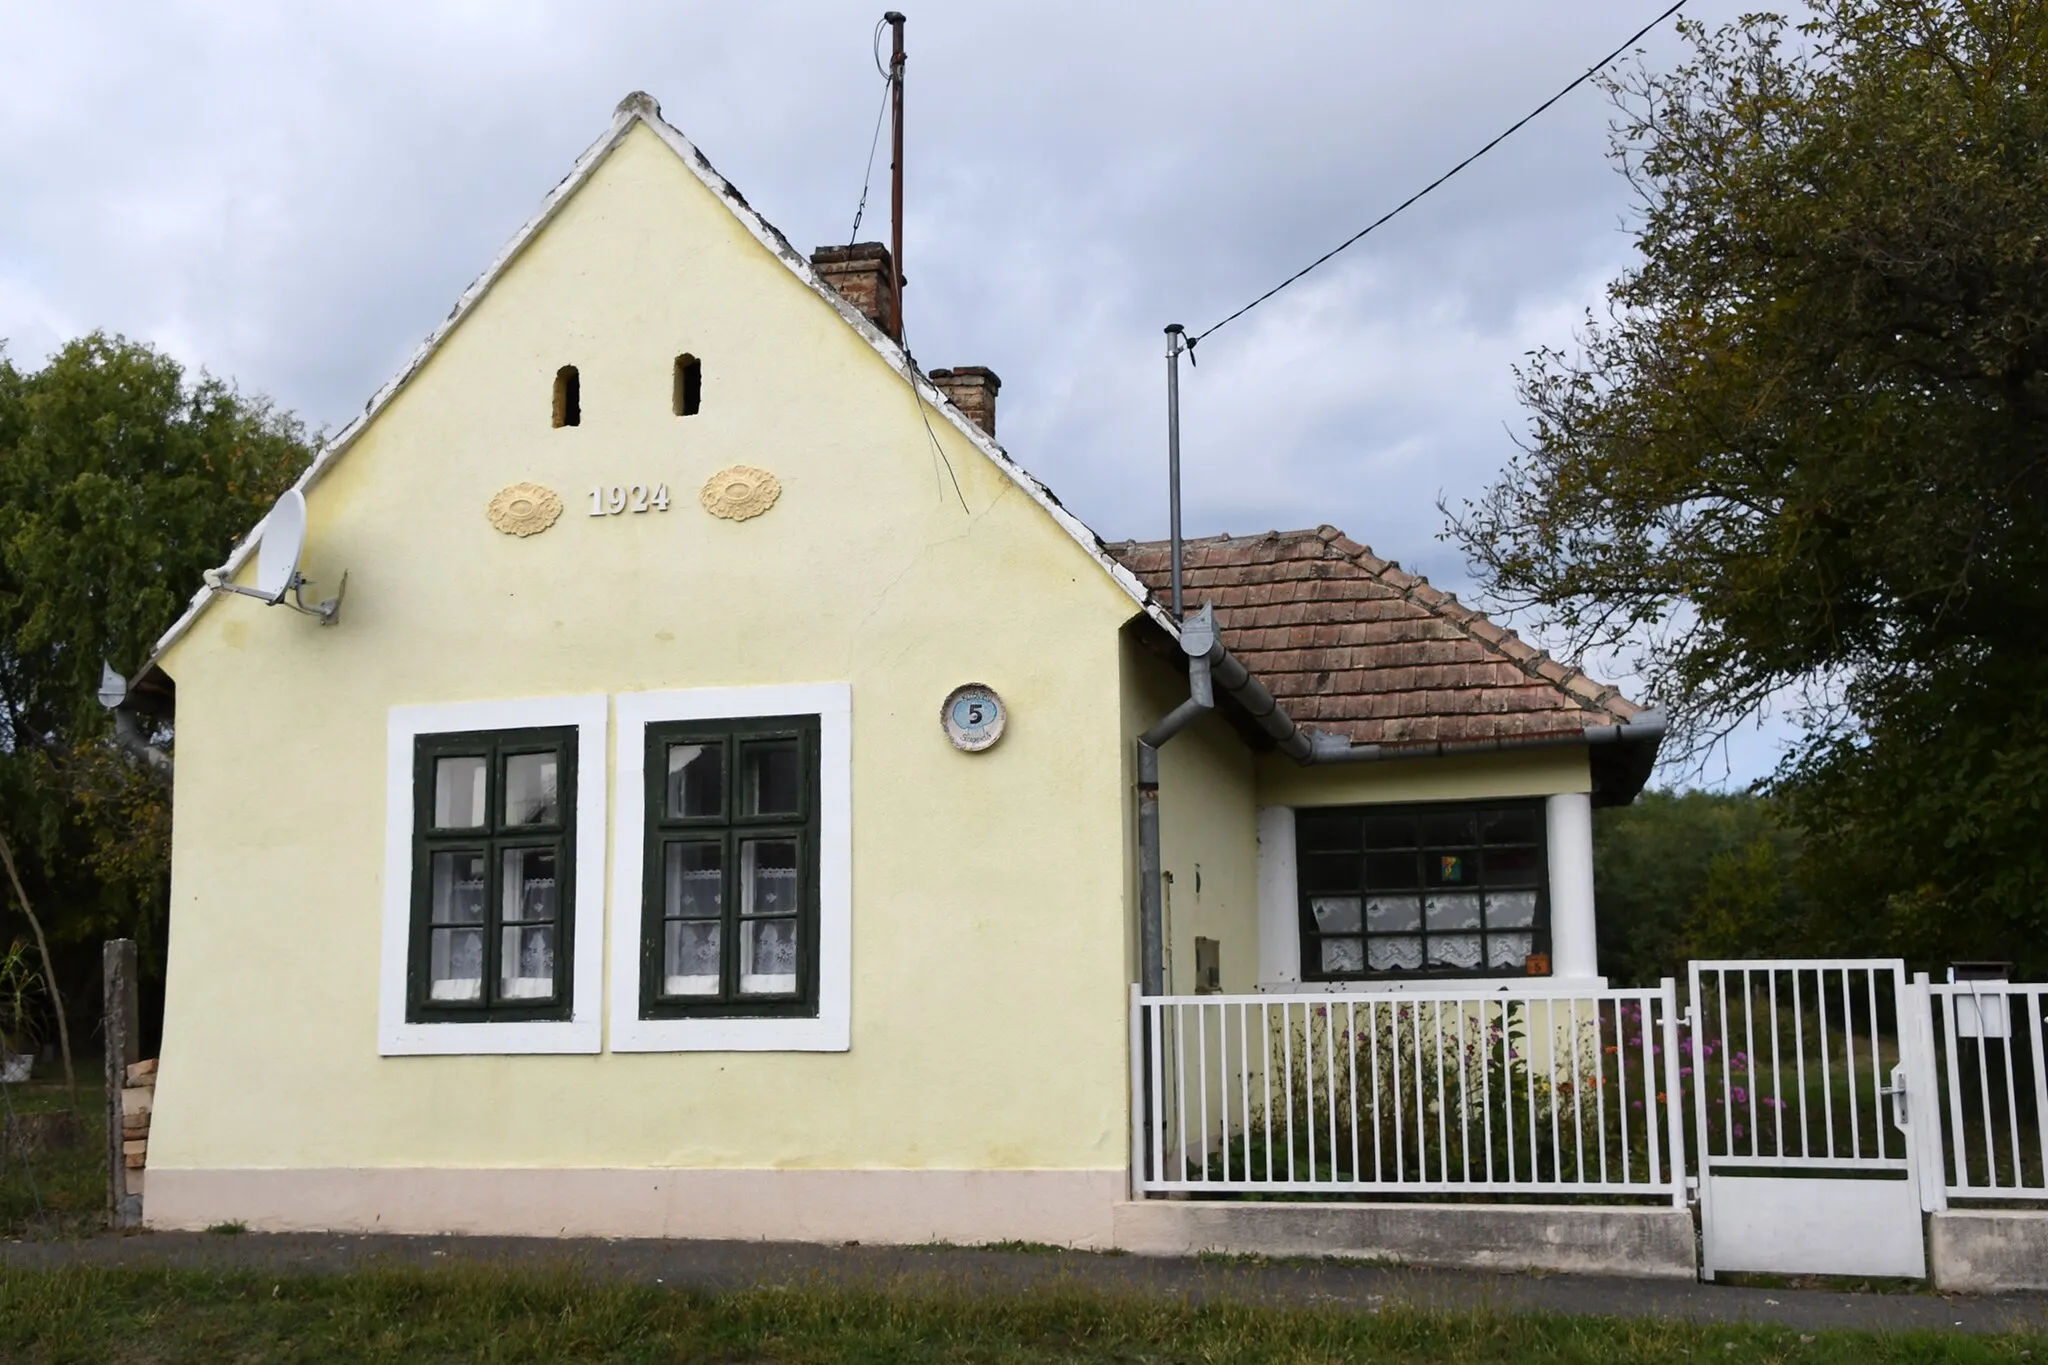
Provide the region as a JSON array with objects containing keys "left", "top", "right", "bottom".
[
  {"left": 1362, "top": 813, "right": 1416, "bottom": 850},
  {"left": 1427, "top": 934, "right": 1483, "bottom": 970},
  {"left": 1301, "top": 852, "right": 1360, "bottom": 894},
  {"left": 1363, "top": 851, "right": 1419, "bottom": 889},
  {"left": 429, "top": 927, "right": 484, "bottom": 1001},
  {"left": 1367, "top": 936, "right": 1422, "bottom": 972},
  {"left": 740, "top": 918, "right": 799, "bottom": 994},
  {"left": 433, "top": 757, "right": 487, "bottom": 828},
  {"left": 501, "top": 848, "right": 558, "bottom": 923},
  {"left": 1427, "top": 851, "right": 1478, "bottom": 888},
  {"left": 500, "top": 924, "right": 555, "bottom": 999},
  {"left": 1425, "top": 891, "right": 1482, "bottom": 931},
  {"left": 1320, "top": 937, "right": 1365, "bottom": 974},
  {"left": 503, "top": 752, "right": 559, "bottom": 826},
  {"left": 1310, "top": 896, "right": 1362, "bottom": 933},
  {"left": 1420, "top": 810, "right": 1479, "bottom": 847},
  {"left": 740, "top": 839, "right": 799, "bottom": 917},
  {"left": 1297, "top": 811, "right": 1359, "bottom": 852},
  {"left": 1367, "top": 894, "right": 1422, "bottom": 931},
  {"left": 431, "top": 851, "right": 486, "bottom": 924},
  {"left": 1484, "top": 846, "right": 1542, "bottom": 887},
  {"left": 741, "top": 740, "right": 801, "bottom": 816},
  {"left": 1480, "top": 806, "right": 1540, "bottom": 845},
  {"left": 1486, "top": 890, "right": 1538, "bottom": 929},
  {"left": 663, "top": 920, "right": 721, "bottom": 996},
  {"left": 667, "top": 743, "right": 723, "bottom": 818},
  {"left": 1488, "top": 932, "right": 1535, "bottom": 970},
  {"left": 664, "top": 842, "right": 723, "bottom": 919}
]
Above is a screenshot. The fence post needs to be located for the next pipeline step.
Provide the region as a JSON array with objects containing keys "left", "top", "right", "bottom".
[
  {"left": 1660, "top": 978, "right": 1687, "bottom": 1210},
  {"left": 103, "top": 939, "right": 141, "bottom": 1229},
  {"left": 1128, "top": 984, "right": 1145, "bottom": 1197},
  {"left": 1904, "top": 972, "right": 1949, "bottom": 1213}
]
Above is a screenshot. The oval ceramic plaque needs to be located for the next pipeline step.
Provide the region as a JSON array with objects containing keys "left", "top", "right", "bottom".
[
  {"left": 487, "top": 482, "right": 563, "bottom": 537},
  {"left": 700, "top": 465, "right": 781, "bottom": 521},
  {"left": 941, "top": 683, "right": 1006, "bottom": 752}
]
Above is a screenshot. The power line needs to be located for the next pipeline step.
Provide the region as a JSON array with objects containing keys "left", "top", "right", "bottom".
[{"left": 1187, "top": 0, "right": 1686, "bottom": 352}]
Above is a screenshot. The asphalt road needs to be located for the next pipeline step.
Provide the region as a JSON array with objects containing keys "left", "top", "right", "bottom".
[{"left": 6, "top": 1231, "right": 2048, "bottom": 1336}]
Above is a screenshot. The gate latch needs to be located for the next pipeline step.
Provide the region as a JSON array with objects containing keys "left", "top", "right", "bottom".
[{"left": 1880, "top": 1063, "right": 1909, "bottom": 1130}]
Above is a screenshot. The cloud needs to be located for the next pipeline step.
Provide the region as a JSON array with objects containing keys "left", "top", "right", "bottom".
[{"left": 0, "top": 0, "right": 1791, "bottom": 782}]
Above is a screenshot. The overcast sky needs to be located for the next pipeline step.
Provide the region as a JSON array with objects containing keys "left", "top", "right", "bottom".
[{"left": 0, "top": 1, "right": 1796, "bottom": 785}]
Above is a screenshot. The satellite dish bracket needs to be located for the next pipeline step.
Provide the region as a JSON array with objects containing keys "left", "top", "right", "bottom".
[{"left": 208, "top": 569, "right": 346, "bottom": 625}]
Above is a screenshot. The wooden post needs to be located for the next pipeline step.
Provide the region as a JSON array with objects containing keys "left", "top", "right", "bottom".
[{"left": 103, "top": 940, "right": 140, "bottom": 1228}]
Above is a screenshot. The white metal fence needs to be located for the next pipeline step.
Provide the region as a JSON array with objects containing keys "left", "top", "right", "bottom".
[
  {"left": 1929, "top": 979, "right": 2048, "bottom": 1202},
  {"left": 1131, "top": 983, "right": 1686, "bottom": 1202}
]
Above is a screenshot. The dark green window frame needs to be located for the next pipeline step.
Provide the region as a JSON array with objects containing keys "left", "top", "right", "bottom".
[
  {"left": 407, "top": 727, "right": 578, "bottom": 1024},
  {"left": 1295, "top": 800, "right": 1548, "bottom": 981},
  {"left": 640, "top": 715, "right": 821, "bottom": 1020}
]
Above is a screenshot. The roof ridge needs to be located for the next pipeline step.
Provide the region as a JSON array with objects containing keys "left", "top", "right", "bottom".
[{"left": 1317, "top": 530, "right": 1635, "bottom": 721}]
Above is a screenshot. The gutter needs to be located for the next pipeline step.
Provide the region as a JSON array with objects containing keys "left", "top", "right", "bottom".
[{"left": 1303, "top": 708, "right": 1669, "bottom": 763}]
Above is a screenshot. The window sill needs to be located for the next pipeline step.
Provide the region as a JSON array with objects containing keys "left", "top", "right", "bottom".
[
  {"left": 1256, "top": 976, "right": 1609, "bottom": 996},
  {"left": 379, "top": 1017, "right": 600, "bottom": 1057}
]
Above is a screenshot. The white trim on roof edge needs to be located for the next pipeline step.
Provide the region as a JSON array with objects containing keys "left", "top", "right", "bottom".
[{"left": 147, "top": 93, "right": 1173, "bottom": 669}]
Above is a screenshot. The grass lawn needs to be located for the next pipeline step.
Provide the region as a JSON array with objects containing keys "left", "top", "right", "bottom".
[
  {"left": 0, "top": 1263, "right": 2042, "bottom": 1364},
  {"left": 0, "top": 1075, "right": 106, "bottom": 1241}
]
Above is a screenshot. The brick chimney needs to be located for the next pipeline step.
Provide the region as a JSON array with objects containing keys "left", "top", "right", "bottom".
[
  {"left": 928, "top": 367, "right": 1001, "bottom": 437},
  {"left": 810, "top": 242, "right": 898, "bottom": 340}
]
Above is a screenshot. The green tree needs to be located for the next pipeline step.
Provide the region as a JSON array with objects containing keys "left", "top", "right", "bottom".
[
  {"left": 1451, "top": 2, "right": 2048, "bottom": 971},
  {"left": 0, "top": 333, "right": 310, "bottom": 1044},
  {"left": 1594, "top": 790, "right": 1800, "bottom": 984}
]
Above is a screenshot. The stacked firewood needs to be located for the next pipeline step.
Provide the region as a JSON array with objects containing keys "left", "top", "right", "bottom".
[{"left": 121, "top": 1058, "right": 156, "bottom": 1197}]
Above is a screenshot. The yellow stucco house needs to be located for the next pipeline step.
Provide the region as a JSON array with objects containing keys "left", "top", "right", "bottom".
[{"left": 134, "top": 94, "right": 1662, "bottom": 1246}]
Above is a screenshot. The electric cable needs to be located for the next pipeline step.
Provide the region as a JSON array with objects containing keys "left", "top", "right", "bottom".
[
  {"left": 900, "top": 321, "right": 971, "bottom": 513},
  {"left": 846, "top": 49, "right": 893, "bottom": 245},
  {"left": 1186, "top": 0, "right": 1686, "bottom": 353}
]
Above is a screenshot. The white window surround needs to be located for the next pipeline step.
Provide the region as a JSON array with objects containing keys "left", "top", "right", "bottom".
[
  {"left": 609, "top": 683, "right": 852, "bottom": 1052},
  {"left": 380, "top": 695, "right": 609, "bottom": 1056}
]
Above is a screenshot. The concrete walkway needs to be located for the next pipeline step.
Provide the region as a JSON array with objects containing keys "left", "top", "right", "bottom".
[{"left": 5, "top": 1232, "right": 2048, "bottom": 1336}]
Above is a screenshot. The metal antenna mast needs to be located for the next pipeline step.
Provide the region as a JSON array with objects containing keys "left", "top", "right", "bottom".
[
  {"left": 1164, "top": 323, "right": 1187, "bottom": 620},
  {"left": 886, "top": 11, "right": 907, "bottom": 341}
]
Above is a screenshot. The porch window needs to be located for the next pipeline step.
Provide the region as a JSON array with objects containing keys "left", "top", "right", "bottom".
[
  {"left": 1295, "top": 801, "right": 1546, "bottom": 979},
  {"left": 408, "top": 727, "right": 579, "bottom": 1022},
  {"left": 640, "top": 715, "right": 820, "bottom": 1017}
]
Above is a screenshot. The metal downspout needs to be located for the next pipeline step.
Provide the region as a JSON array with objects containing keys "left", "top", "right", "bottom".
[{"left": 1137, "top": 606, "right": 1217, "bottom": 998}]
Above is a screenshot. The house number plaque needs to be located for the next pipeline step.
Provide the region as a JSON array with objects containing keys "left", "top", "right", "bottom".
[{"left": 941, "top": 684, "right": 1006, "bottom": 752}]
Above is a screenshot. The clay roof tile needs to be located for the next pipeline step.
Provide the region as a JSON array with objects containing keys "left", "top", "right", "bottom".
[{"left": 1105, "top": 527, "right": 1644, "bottom": 751}]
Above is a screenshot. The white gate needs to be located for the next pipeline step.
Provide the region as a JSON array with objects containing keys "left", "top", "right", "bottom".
[{"left": 1689, "top": 959, "right": 1936, "bottom": 1279}]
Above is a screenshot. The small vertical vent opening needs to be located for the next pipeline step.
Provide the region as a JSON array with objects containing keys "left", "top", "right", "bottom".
[
  {"left": 553, "top": 365, "right": 581, "bottom": 428},
  {"left": 673, "top": 354, "right": 702, "bottom": 417}
]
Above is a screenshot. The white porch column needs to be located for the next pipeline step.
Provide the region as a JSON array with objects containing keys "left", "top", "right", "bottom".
[
  {"left": 1255, "top": 806, "right": 1300, "bottom": 986},
  {"left": 1545, "top": 791, "right": 1602, "bottom": 986}
]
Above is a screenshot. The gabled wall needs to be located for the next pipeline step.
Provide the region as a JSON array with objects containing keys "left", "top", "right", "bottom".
[{"left": 145, "top": 123, "right": 1146, "bottom": 1240}]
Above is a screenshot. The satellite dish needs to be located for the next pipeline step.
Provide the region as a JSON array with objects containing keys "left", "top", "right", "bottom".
[
  {"left": 98, "top": 661, "right": 128, "bottom": 711},
  {"left": 210, "top": 485, "right": 346, "bottom": 625},
  {"left": 254, "top": 489, "right": 308, "bottom": 603}
]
